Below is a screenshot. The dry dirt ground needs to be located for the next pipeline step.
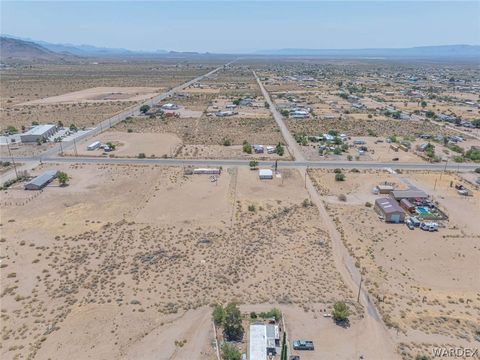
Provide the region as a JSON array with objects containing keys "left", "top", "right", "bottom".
[
  {"left": 64, "top": 131, "right": 183, "bottom": 158},
  {"left": 308, "top": 169, "right": 480, "bottom": 359},
  {"left": 0, "top": 63, "right": 212, "bottom": 131},
  {"left": 1, "top": 164, "right": 357, "bottom": 360},
  {"left": 19, "top": 87, "right": 161, "bottom": 105}
]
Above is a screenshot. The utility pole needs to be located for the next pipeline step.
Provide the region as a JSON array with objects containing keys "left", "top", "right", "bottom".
[
  {"left": 59, "top": 141, "right": 63, "bottom": 156},
  {"left": 357, "top": 275, "right": 363, "bottom": 303},
  {"left": 73, "top": 138, "right": 78, "bottom": 157},
  {"left": 439, "top": 159, "right": 448, "bottom": 181},
  {"left": 6, "top": 141, "right": 18, "bottom": 179}
]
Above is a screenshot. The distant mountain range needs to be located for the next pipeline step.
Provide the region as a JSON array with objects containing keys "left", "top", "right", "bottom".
[
  {"left": 254, "top": 45, "right": 480, "bottom": 59},
  {"left": 1, "top": 34, "right": 479, "bottom": 63}
]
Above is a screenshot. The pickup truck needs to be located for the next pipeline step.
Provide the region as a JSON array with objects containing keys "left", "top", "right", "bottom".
[{"left": 292, "top": 340, "right": 314, "bottom": 350}]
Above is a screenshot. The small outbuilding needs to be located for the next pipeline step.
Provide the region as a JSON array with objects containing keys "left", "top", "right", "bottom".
[
  {"left": 374, "top": 198, "right": 405, "bottom": 223},
  {"left": 400, "top": 198, "right": 415, "bottom": 213},
  {"left": 24, "top": 170, "right": 58, "bottom": 190},
  {"left": 259, "top": 169, "right": 273, "bottom": 180},
  {"left": 376, "top": 184, "right": 394, "bottom": 194}
]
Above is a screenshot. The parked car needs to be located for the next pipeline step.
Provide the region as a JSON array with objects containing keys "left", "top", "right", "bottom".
[
  {"left": 406, "top": 219, "right": 415, "bottom": 230},
  {"left": 420, "top": 222, "right": 438, "bottom": 232},
  {"left": 293, "top": 340, "right": 314, "bottom": 351}
]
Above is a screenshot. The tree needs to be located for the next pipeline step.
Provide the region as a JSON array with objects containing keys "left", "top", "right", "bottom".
[
  {"left": 223, "top": 303, "right": 244, "bottom": 341},
  {"left": 232, "top": 98, "right": 241, "bottom": 106},
  {"left": 221, "top": 343, "right": 241, "bottom": 360},
  {"left": 69, "top": 124, "right": 78, "bottom": 132},
  {"left": 212, "top": 304, "right": 225, "bottom": 326},
  {"left": 280, "top": 109, "right": 289, "bottom": 117},
  {"left": 57, "top": 171, "right": 70, "bottom": 186},
  {"left": 6, "top": 126, "right": 18, "bottom": 134},
  {"left": 140, "top": 105, "right": 150, "bottom": 114},
  {"left": 335, "top": 172, "right": 345, "bottom": 181},
  {"left": 275, "top": 143, "right": 285, "bottom": 156},
  {"left": 332, "top": 301, "right": 350, "bottom": 322},
  {"left": 249, "top": 160, "right": 258, "bottom": 170},
  {"left": 243, "top": 141, "right": 252, "bottom": 154},
  {"left": 280, "top": 331, "right": 287, "bottom": 360},
  {"left": 420, "top": 101, "right": 427, "bottom": 108},
  {"left": 264, "top": 101, "right": 270, "bottom": 109}
]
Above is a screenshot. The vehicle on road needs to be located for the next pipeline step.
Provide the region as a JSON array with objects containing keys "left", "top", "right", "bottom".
[{"left": 293, "top": 340, "right": 314, "bottom": 350}]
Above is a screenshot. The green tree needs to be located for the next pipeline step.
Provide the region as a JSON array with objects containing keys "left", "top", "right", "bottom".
[
  {"left": 332, "top": 301, "right": 350, "bottom": 322},
  {"left": 212, "top": 304, "right": 225, "bottom": 326},
  {"left": 232, "top": 98, "right": 241, "bottom": 106},
  {"left": 223, "top": 138, "right": 232, "bottom": 146},
  {"left": 57, "top": 171, "right": 70, "bottom": 186},
  {"left": 249, "top": 160, "right": 259, "bottom": 170},
  {"left": 264, "top": 101, "right": 270, "bottom": 109},
  {"left": 335, "top": 172, "right": 345, "bottom": 181},
  {"left": 420, "top": 101, "right": 427, "bottom": 108},
  {"left": 140, "top": 105, "right": 150, "bottom": 114},
  {"left": 223, "top": 303, "right": 244, "bottom": 341},
  {"left": 221, "top": 343, "right": 241, "bottom": 360},
  {"left": 275, "top": 143, "right": 285, "bottom": 156},
  {"left": 243, "top": 141, "right": 252, "bottom": 154},
  {"left": 280, "top": 109, "right": 289, "bottom": 117},
  {"left": 6, "top": 126, "right": 18, "bottom": 134},
  {"left": 69, "top": 124, "right": 78, "bottom": 132}
]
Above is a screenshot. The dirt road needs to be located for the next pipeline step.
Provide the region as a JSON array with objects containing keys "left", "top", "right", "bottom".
[{"left": 256, "top": 74, "right": 400, "bottom": 359}]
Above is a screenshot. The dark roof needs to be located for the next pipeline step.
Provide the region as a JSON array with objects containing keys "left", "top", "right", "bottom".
[
  {"left": 25, "top": 170, "right": 57, "bottom": 188},
  {"left": 375, "top": 198, "right": 403, "bottom": 214},
  {"left": 392, "top": 189, "right": 427, "bottom": 199}
]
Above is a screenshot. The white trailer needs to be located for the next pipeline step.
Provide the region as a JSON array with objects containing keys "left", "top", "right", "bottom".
[{"left": 87, "top": 141, "right": 101, "bottom": 151}]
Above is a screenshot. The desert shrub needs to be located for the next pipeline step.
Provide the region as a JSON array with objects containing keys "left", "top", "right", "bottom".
[
  {"left": 332, "top": 301, "right": 350, "bottom": 322},
  {"left": 223, "top": 138, "right": 232, "bottom": 146},
  {"left": 127, "top": 128, "right": 133, "bottom": 133},
  {"left": 347, "top": 155, "right": 353, "bottom": 161},
  {"left": 243, "top": 141, "right": 252, "bottom": 154},
  {"left": 138, "top": 153, "right": 146, "bottom": 158},
  {"left": 335, "top": 173, "right": 345, "bottom": 181},
  {"left": 140, "top": 104, "right": 150, "bottom": 114},
  {"left": 248, "top": 204, "right": 256, "bottom": 212},
  {"left": 365, "top": 202, "right": 372, "bottom": 207},
  {"left": 57, "top": 171, "right": 70, "bottom": 186},
  {"left": 249, "top": 160, "right": 258, "bottom": 169},
  {"left": 222, "top": 343, "right": 241, "bottom": 360},
  {"left": 338, "top": 194, "right": 347, "bottom": 202},
  {"left": 212, "top": 304, "right": 225, "bottom": 326}
]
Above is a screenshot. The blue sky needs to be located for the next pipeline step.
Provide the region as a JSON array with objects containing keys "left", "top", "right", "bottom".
[{"left": 1, "top": 1, "right": 479, "bottom": 53}]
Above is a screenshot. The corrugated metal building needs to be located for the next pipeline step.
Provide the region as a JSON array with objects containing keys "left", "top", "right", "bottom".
[
  {"left": 20, "top": 125, "right": 57, "bottom": 143},
  {"left": 24, "top": 170, "right": 58, "bottom": 190},
  {"left": 374, "top": 197, "right": 405, "bottom": 223}
]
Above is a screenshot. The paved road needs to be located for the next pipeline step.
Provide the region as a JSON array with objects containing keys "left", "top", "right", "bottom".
[
  {"left": 2, "top": 155, "right": 478, "bottom": 172},
  {"left": 255, "top": 75, "right": 401, "bottom": 358},
  {"left": 254, "top": 71, "right": 306, "bottom": 162}
]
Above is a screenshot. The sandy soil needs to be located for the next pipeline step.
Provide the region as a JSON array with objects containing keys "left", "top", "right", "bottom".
[
  {"left": 65, "top": 131, "right": 183, "bottom": 158},
  {"left": 1, "top": 164, "right": 356, "bottom": 360},
  {"left": 19, "top": 87, "right": 161, "bottom": 105}
]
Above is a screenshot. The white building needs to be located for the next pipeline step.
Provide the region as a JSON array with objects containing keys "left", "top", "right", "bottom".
[
  {"left": 161, "top": 103, "right": 179, "bottom": 110},
  {"left": 249, "top": 324, "right": 267, "bottom": 360},
  {"left": 259, "top": 169, "right": 273, "bottom": 180},
  {"left": 20, "top": 124, "right": 57, "bottom": 143}
]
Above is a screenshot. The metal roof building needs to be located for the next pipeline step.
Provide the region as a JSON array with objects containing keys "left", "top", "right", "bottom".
[
  {"left": 259, "top": 169, "right": 273, "bottom": 180},
  {"left": 24, "top": 170, "right": 58, "bottom": 190},
  {"left": 249, "top": 324, "right": 267, "bottom": 360},
  {"left": 391, "top": 189, "right": 428, "bottom": 200},
  {"left": 20, "top": 124, "right": 57, "bottom": 143},
  {"left": 374, "top": 197, "right": 405, "bottom": 223}
]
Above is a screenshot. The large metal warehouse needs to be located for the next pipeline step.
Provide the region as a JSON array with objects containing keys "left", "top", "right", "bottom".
[
  {"left": 20, "top": 124, "right": 57, "bottom": 143},
  {"left": 24, "top": 170, "right": 58, "bottom": 190}
]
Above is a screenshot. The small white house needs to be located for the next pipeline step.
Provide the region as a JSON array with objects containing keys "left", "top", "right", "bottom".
[{"left": 259, "top": 169, "right": 273, "bottom": 180}]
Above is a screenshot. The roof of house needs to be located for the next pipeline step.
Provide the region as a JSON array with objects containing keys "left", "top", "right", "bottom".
[
  {"left": 375, "top": 198, "right": 403, "bottom": 214},
  {"left": 400, "top": 198, "right": 415, "bottom": 208},
  {"left": 22, "top": 124, "right": 56, "bottom": 136},
  {"left": 249, "top": 324, "right": 267, "bottom": 360},
  {"left": 26, "top": 170, "right": 58, "bottom": 188},
  {"left": 259, "top": 169, "right": 273, "bottom": 177},
  {"left": 392, "top": 189, "right": 428, "bottom": 199}
]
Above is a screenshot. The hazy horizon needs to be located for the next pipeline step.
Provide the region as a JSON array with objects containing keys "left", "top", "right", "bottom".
[{"left": 1, "top": 1, "right": 479, "bottom": 53}]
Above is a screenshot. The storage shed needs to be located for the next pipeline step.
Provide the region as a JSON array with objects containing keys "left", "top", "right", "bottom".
[
  {"left": 376, "top": 184, "right": 394, "bottom": 194},
  {"left": 374, "top": 198, "right": 405, "bottom": 223},
  {"left": 400, "top": 198, "right": 415, "bottom": 213},
  {"left": 20, "top": 125, "right": 57, "bottom": 143},
  {"left": 24, "top": 170, "right": 58, "bottom": 190},
  {"left": 259, "top": 169, "right": 273, "bottom": 180}
]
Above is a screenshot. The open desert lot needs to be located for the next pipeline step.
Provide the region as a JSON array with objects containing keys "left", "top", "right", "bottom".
[
  {"left": 308, "top": 168, "right": 480, "bottom": 358},
  {"left": 1, "top": 163, "right": 358, "bottom": 360},
  {"left": 19, "top": 87, "right": 162, "bottom": 105}
]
